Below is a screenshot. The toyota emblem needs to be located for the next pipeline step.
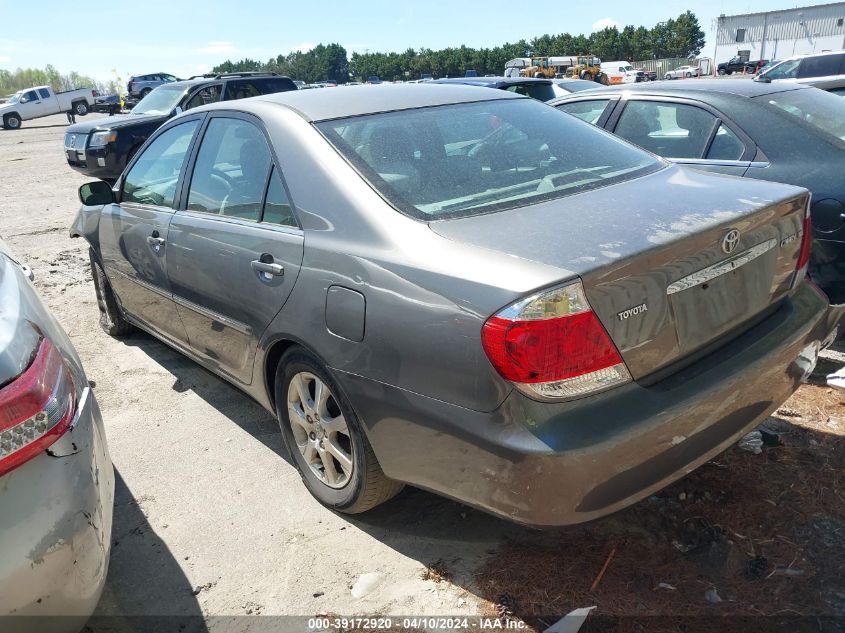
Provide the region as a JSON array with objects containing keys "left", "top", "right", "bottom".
[{"left": 721, "top": 229, "right": 741, "bottom": 254}]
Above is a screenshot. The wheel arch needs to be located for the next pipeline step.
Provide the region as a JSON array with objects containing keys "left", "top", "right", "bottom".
[{"left": 3, "top": 111, "right": 22, "bottom": 126}]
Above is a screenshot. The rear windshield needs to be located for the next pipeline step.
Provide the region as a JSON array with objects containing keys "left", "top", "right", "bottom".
[
  {"left": 759, "top": 88, "right": 845, "bottom": 148},
  {"left": 316, "top": 98, "right": 662, "bottom": 220}
]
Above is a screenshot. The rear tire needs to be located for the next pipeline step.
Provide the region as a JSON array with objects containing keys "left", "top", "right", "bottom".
[
  {"left": 685, "top": 72, "right": 692, "bottom": 79},
  {"left": 718, "top": 68, "right": 727, "bottom": 76},
  {"left": 89, "top": 249, "right": 134, "bottom": 338},
  {"left": 140, "top": 87, "right": 152, "bottom": 98},
  {"left": 581, "top": 71, "right": 592, "bottom": 81},
  {"left": 275, "top": 348, "right": 403, "bottom": 514},
  {"left": 3, "top": 113, "right": 21, "bottom": 130},
  {"left": 74, "top": 101, "right": 89, "bottom": 116}
]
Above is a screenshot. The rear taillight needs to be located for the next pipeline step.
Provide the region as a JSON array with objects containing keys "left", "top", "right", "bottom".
[
  {"left": 794, "top": 204, "right": 813, "bottom": 286},
  {"left": 481, "top": 282, "right": 631, "bottom": 401},
  {"left": 0, "top": 337, "right": 76, "bottom": 477}
]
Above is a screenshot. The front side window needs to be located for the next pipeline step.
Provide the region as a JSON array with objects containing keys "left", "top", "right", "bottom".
[
  {"left": 20, "top": 90, "right": 38, "bottom": 103},
  {"left": 761, "top": 88, "right": 845, "bottom": 147},
  {"left": 556, "top": 99, "right": 612, "bottom": 124},
  {"left": 187, "top": 118, "right": 272, "bottom": 220},
  {"left": 505, "top": 83, "right": 556, "bottom": 101},
  {"left": 316, "top": 99, "right": 661, "bottom": 220},
  {"left": 122, "top": 120, "right": 199, "bottom": 207},
  {"left": 798, "top": 53, "right": 845, "bottom": 78},
  {"left": 38, "top": 88, "right": 51, "bottom": 99},
  {"left": 760, "top": 58, "right": 801, "bottom": 80},
  {"left": 185, "top": 85, "right": 222, "bottom": 110},
  {"left": 614, "top": 101, "right": 718, "bottom": 159}
]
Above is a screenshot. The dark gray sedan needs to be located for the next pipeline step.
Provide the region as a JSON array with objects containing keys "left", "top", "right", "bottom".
[
  {"left": 71, "top": 85, "right": 841, "bottom": 526},
  {"left": 550, "top": 80, "right": 845, "bottom": 302},
  {"left": 0, "top": 239, "right": 113, "bottom": 629}
]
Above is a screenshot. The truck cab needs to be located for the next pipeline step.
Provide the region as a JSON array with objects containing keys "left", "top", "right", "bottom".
[{"left": 0, "top": 85, "right": 96, "bottom": 129}]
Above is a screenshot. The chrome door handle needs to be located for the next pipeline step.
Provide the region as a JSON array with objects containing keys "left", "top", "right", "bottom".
[
  {"left": 147, "top": 236, "right": 166, "bottom": 248},
  {"left": 251, "top": 259, "right": 284, "bottom": 277}
]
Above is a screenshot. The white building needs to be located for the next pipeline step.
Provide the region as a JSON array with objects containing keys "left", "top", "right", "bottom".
[{"left": 713, "top": 2, "right": 845, "bottom": 64}]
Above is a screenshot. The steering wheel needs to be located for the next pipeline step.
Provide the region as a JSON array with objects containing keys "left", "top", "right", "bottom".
[
  {"left": 467, "top": 125, "right": 507, "bottom": 159},
  {"left": 209, "top": 169, "right": 234, "bottom": 193}
]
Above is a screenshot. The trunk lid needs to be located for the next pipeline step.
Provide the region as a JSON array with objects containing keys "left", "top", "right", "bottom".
[{"left": 429, "top": 165, "right": 809, "bottom": 380}]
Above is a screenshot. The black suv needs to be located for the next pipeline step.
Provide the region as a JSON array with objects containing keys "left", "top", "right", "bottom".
[
  {"left": 64, "top": 73, "right": 297, "bottom": 182},
  {"left": 718, "top": 56, "right": 767, "bottom": 75}
]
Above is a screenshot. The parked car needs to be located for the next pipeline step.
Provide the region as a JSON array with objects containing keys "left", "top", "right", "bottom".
[
  {"left": 664, "top": 65, "right": 702, "bottom": 80},
  {"left": 0, "top": 237, "right": 113, "bottom": 629},
  {"left": 70, "top": 84, "right": 841, "bottom": 527},
  {"left": 91, "top": 93, "right": 123, "bottom": 116},
  {"left": 636, "top": 68, "right": 658, "bottom": 81},
  {"left": 718, "top": 56, "right": 766, "bottom": 75},
  {"left": 755, "top": 50, "right": 845, "bottom": 94},
  {"left": 600, "top": 61, "right": 644, "bottom": 84},
  {"left": 127, "top": 72, "right": 179, "bottom": 99},
  {"left": 550, "top": 80, "right": 845, "bottom": 302},
  {"left": 465, "top": 69, "right": 478, "bottom": 77},
  {"left": 64, "top": 72, "right": 297, "bottom": 183},
  {"left": 432, "top": 76, "right": 561, "bottom": 101},
  {"left": 0, "top": 85, "right": 96, "bottom": 130},
  {"left": 366, "top": 76, "right": 382, "bottom": 84}
]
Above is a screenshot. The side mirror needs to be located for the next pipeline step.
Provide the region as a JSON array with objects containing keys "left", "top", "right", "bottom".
[
  {"left": 173, "top": 106, "right": 183, "bottom": 116},
  {"left": 79, "top": 181, "right": 115, "bottom": 206}
]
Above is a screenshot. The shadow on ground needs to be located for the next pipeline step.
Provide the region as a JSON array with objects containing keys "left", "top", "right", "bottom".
[{"left": 86, "top": 470, "right": 208, "bottom": 633}]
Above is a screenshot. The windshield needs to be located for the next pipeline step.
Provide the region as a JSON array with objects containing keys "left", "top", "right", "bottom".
[
  {"left": 317, "top": 98, "right": 662, "bottom": 220},
  {"left": 132, "top": 85, "right": 186, "bottom": 115},
  {"left": 6, "top": 92, "right": 21, "bottom": 104},
  {"left": 760, "top": 88, "right": 845, "bottom": 147}
]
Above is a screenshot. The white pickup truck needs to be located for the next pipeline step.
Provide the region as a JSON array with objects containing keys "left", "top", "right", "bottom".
[{"left": 0, "top": 85, "right": 97, "bottom": 130}]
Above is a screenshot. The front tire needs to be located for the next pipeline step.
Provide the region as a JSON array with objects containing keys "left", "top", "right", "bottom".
[
  {"left": 89, "top": 249, "right": 134, "bottom": 337},
  {"left": 581, "top": 71, "right": 592, "bottom": 81},
  {"left": 3, "top": 113, "right": 21, "bottom": 130},
  {"left": 74, "top": 101, "right": 89, "bottom": 116},
  {"left": 275, "top": 348, "right": 403, "bottom": 514},
  {"left": 718, "top": 68, "right": 727, "bottom": 76}
]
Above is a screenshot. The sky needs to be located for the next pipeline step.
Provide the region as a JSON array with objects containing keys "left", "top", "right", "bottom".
[{"left": 0, "top": 0, "right": 827, "bottom": 82}]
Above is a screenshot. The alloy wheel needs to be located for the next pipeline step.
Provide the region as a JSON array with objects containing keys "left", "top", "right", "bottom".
[{"left": 286, "top": 372, "right": 354, "bottom": 489}]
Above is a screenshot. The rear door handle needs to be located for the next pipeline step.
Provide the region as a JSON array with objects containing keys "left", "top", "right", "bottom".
[{"left": 251, "top": 258, "right": 284, "bottom": 277}]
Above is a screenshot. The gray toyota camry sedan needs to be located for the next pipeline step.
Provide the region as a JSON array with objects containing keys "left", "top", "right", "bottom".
[
  {"left": 71, "top": 84, "right": 842, "bottom": 526},
  {"left": 0, "top": 239, "right": 114, "bottom": 630}
]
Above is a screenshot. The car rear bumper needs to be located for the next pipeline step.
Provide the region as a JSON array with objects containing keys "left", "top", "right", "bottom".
[
  {"left": 0, "top": 388, "right": 114, "bottom": 631},
  {"left": 339, "top": 282, "right": 842, "bottom": 527}
]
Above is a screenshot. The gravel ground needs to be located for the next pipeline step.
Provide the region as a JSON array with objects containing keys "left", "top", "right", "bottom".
[{"left": 1, "top": 113, "right": 842, "bottom": 632}]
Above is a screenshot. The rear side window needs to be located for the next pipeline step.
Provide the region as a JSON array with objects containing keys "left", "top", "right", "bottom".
[
  {"left": 316, "top": 99, "right": 660, "bottom": 219},
  {"left": 263, "top": 167, "right": 297, "bottom": 226},
  {"left": 225, "top": 78, "right": 296, "bottom": 100},
  {"left": 38, "top": 88, "right": 50, "bottom": 99},
  {"left": 123, "top": 120, "right": 199, "bottom": 207},
  {"left": 187, "top": 118, "right": 272, "bottom": 220},
  {"left": 614, "top": 101, "right": 718, "bottom": 159},
  {"left": 798, "top": 53, "right": 845, "bottom": 78},
  {"left": 706, "top": 124, "right": 745, "bottom": 160},
  {"left": 504, "top": 83, "right": 555, "bottom": 102},
  {"left": 556, "top": 99, "right": 612, "bottom": 124}
]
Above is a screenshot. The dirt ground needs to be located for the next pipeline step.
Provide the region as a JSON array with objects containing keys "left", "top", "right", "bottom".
[{"left": 1, "top": 114, "right": 843, "bottom": 633}]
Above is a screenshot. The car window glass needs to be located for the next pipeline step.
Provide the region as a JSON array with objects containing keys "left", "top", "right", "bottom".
[
  {"left": 317, "top": 99, "right": 660, "bottom": 219},
  {"left": 262, "top": 167, "right": 296, "bottom": 226},
  {"left": 224, "top": 80, "right": 261, "bottom": 100},
  {"left": 830, "top": 87, "right": 845, "bottom": 96},
  {"left": 764, "top": 88, "right": 845, "bottom": 146},
  {"left": 706, "top": 124, "right": 745, "bottom": 160},
  {"left": 123, "top": 120, "right": 198, "bottom": 207},
  {"left": 184, "top": 85, "right": 221, "bottom": 110},
  {"left": 556, "top": 99, "right": 611, "bottom": 124},
  {"left": 187, "top": 118, "right": 272, "bottom": 220},
  {"left": 614, "top": 101, "right": 717, "bottom": 159},
  {"left": 20, "top": 90, "right": 37, "bottom": 103},
  {"left": 798, "top": 54, "right": 844, "bottom": 78},
  {"left": 761, "top": 58, "right": 801, "bottom": 80},
  {"left": 38, "top": 88, "right": 51, "bottom": 99}
]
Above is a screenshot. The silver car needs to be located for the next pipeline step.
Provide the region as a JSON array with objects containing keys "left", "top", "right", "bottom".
[
  {"left": 665, "top": 65, "right": 702, "bottom": 80},
  {"left": 71, "top": 85, "right": 841, "bottom": 527},
  {"left": 0, "top": 240, "right": 114, "bottom": 630}
]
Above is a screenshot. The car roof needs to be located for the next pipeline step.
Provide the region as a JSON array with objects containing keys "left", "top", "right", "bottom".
[
  {"left": 250, "top": 83, "right": 523, "bottom": 121},
  {"left": 553, "top": 78, "right": 813, "bottom": 99},
  {"left": 433, "top": 76, "right": 552, "bottom": 87},
  {"left": 777, "top": 49, "right": 845, "bottom": 63}
]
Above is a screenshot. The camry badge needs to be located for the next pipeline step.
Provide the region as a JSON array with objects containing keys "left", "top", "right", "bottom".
[{"left": 721, "top": 229, "right": 741, "bottom": 254}]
